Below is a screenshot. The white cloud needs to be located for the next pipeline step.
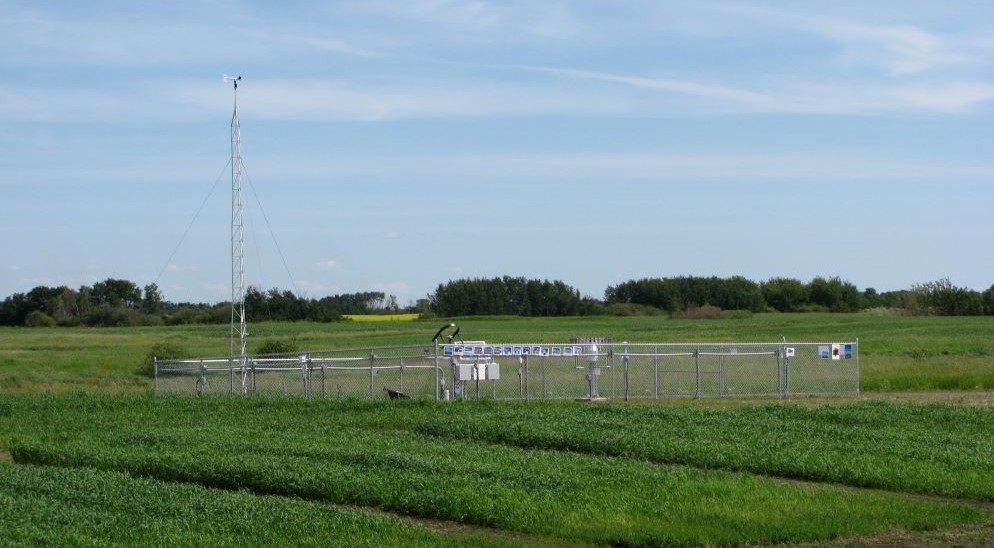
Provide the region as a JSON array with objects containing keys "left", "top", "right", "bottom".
[
  {"left": 295, "top": 279, "right": 339, "bottom": 296},
  {"left": 371, "top": 281, "right": 409, "bottom": 295},
  {"left": 317, "top": 259, "right": 341, "bottom": 271},
  {"left": 522, "top": 66, "right": 777, "bottom": 109},
  {"left": 166, "top": 263, "right": 198, "bottom": 272},
  {"left": 893, "top": 82, "right": 994, "bottom": 112},
  {"left": 254, "top": 150, "right": 994, "bottom": 186},
  {"left": 348, "top": 0, "right": 582, "bottom": 41},
  {"left": 4, "top": 62, "right": 993, "bottom": 127},
  {"left": 384, "top": 231, "right": 401, "bottom": 239},
  {"left": 825, "top": 22, "right": 959, "bottom": 76},
  {"left": 696, "top": 3, "right": 968, "bottom": 76}
]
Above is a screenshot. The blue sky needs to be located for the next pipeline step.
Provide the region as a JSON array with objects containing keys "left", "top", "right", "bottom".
[{"left": 2, "top": 1, "right": 993, "bottom": 305}]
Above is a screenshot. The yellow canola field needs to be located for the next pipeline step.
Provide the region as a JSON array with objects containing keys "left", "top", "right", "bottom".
[{"left": 342, "top": 313, "right": 420, "bottom": 322}]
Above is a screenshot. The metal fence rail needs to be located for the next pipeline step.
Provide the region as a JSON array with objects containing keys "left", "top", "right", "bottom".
[{"left": 155, "top": 340, "right": 859, "bottom": 400}]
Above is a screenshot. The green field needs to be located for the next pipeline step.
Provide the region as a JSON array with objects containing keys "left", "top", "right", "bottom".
[
  {"left": 1, "top": 314, "right": 993, "bottom": 545},
  {"left": 2, "top": 395, "right": 993, "bottom": 546},
  {"left": 1, "top": 313, "right": 992, "bottom": 394}
]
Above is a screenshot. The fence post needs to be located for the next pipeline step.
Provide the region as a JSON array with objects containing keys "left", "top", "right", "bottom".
[
  {"left": 524, "top": 355, "right": 530, "bottom": 401},
  {"left": 776, "top": 348, "right": 781, "bottom": 398},
  {"left": 780, "top": 336, "right": 788, "bottom": 399},
  {"left": 542, "top": 353, "right": 547, "bottom": 399},
  {"left": 654, "top": 345, "right": 659, "bottom": 399},
  {"left": 369, "top": 351, "right": 376, "bottom": 399},
  {"left": 303, "top": 355, "right": 311, "bottom": 400},
  {"left": 622, "top": 351, "right": 629, "bottom": 402},
  {"left": 694, "top": 349, "right": 701, "bottom": 399},
  {"left": 200, "top": 360, "right": 207, "bottom": 396},
  {"left": 610, "top": 344, "right": 616, "bottom": 398},
  {"left": 855, "top": 338, "right": 861, "bottom": 397},
  {"left": 321, "top": 365, "right": 326, "bottom": 399},
  {"left": 153, "top": 358, "right": 159, "bottom": 395},
  {"left": 517, "top": 357, "right": 523, "bottom": 399},
  {"left": 719, "top": 353, "right": 726, "bottom": 396},
  {"left": 784, "top": 353, "right": 789, "bottom": 397},
  {"left": 434, "top": 341, "right": 440, "bottom": 401}
]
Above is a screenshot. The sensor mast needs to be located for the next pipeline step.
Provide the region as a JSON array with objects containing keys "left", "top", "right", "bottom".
[{"left": 224, "top": 74, "right": 248, "bottom": 391}]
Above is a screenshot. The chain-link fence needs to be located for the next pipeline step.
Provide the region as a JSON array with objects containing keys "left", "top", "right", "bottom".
[{"left": 156, "top": 340, "right": 859, "bottom": 400}]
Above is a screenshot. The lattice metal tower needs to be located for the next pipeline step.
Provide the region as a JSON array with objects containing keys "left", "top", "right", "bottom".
[{"left": 224, "top": 75, "right": 248, "bottom": 388}]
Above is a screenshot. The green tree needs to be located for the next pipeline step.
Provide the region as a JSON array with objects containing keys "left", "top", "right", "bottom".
[
  {"left": 142, "top": 283, "right": 164, "bottom": 314},
  {"left": 808, "top": 277, "right": 861, "bottom": 312},
  {"left": 909, "top": 278, "right": 983, "bottom": 316},
  {"left": 762, "top": 278, "right": 808, "bottom": 312},
  {"left": 24, "top": 310, "right": 56, "bottom": 327},
  {"left": 982, "top": 284, "right": 994, "bottom": 316},
  {"left": 92, "top": 278, "right": 141, "bottom": 308}
]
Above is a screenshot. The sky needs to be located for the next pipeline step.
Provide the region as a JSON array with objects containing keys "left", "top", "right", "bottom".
[{"left": 2, "top": 1, "right": 993, "bottom": 305}]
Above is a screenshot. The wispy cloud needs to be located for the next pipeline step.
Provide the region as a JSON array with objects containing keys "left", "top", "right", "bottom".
[
  {"left": 521, "top": 66, "right": 776, "bottom": 108},
  {"left": 348, "top": 0, "right": 583, "bottom": 41},
  {"left": 698, "top": 2, "right": 969, "bottom": 76},
  {"left": 6, "top": 67, "right": 990, "bottom": 128},
  {"left": 825, "top": 22, "right": 957, "bottom": 76},
  {"left": 892, "top": 82, "right": 994, "bottom": 111},
  {"left": 317, "top": 259, "right": 341, "bottom": 271},
  {"left": 246, "top": 149, "right": 994, "bottom": 186},
  {"left": 371, "top": 281, "right": 409, "bottom": 295},
  {"left": 295, "top": 279, "right": 339, "bottom": 296},
  {"left": 0, "top": 2, "right": 384, "bottom": 67}
]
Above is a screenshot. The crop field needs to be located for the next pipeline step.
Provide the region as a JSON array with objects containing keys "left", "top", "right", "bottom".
[
  {"left": 1, "top": 314, "right": 993, "bottom": 545},
  {"left": 0, "top": 463, "right": 506, "bottom": 547},
  {"left": 2, "top": 395, "right": 994, "bottom": 546}
]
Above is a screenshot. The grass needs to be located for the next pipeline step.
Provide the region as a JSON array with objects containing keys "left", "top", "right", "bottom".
[
  {"left": 1, "top": 314, "right": 993, "bottom": 394},
  {"left": 1, "top": 394, "right": 989, "bottom": 547},
  {"left": 416, "top": 399, "right": 994, "bottom": 500},
  {"left": 2, "top": 314, "right": 993, "bottom": 545},
  {"left": 0, "top": 462, "right": 509, "bottom": 547}
]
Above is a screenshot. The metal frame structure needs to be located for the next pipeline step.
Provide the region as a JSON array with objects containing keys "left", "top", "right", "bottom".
[{"left": 223, "top": 75, "right": 248, "bottom": 392}]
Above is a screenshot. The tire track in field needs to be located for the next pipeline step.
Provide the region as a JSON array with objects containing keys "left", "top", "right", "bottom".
[{"left": 343, "top": 502, "right": 593, "bottom": 548}]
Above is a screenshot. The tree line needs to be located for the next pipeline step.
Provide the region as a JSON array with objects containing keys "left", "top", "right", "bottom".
[
  {"left": 0, "top": 278, "right": 394, "bottom": 327},
  {"left": 2, "top": 275, "right": 993, "bottom": 327},
  {"left": 430, "top": 276, "right": 600, "bottom": 317},
  {"left": 605, "top": 276, "right": 994, "bottom": 316}
]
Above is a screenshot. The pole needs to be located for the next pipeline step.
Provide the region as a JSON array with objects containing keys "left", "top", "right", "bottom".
[{"left": 226, "top": 75, "right": 248, "bottom": 394}]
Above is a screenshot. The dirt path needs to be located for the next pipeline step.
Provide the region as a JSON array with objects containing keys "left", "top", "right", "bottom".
[
  {"left": 346, "top": 503, "right": 591, "bottom": 547},
  {"left": 793, "top": 522, "right": 994, "bottom": 547},
  {"left": 861, "top": 390, "right": 994, "bottom": 407}
]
